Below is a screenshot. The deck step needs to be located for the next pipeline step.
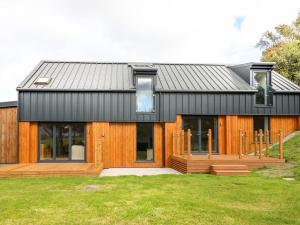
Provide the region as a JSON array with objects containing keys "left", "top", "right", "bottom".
[
  {"left": 210, "top": 165, "right": 250, "bottom": 176},
  {"left": 211, "top": 164, "right": 248, "bottom": 171},
  {"left": 211, "top": 170, "right": 250, "bottom": 176}
]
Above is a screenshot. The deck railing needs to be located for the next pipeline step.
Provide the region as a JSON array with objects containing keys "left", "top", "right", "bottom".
[
  {"left": 172, "top": 129, "right": 192, "bottom": 157},
  {"left": 238, "top": 129, "right": 284, "bottom": 160},
  {"left": 172, "top": 128, "right": 284, "bottom": 160}
]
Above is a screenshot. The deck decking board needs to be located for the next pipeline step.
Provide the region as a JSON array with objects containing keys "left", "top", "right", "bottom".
[
  {"left": 0, "top": 163, "right": 103, "bottom": 178},
  {"left": 171, "top": 155, "right": 284, "bottom": 174}
]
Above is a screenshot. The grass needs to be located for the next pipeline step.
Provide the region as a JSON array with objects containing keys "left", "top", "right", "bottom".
[
  {"left": 260, "top": 131, "right": 300, "bottom": 179},
  {"left": 0, "top": 133, "right": 300, "bottom": 225}
]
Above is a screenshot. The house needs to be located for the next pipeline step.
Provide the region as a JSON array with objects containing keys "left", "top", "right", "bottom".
[{"left": 1, "top": 60, "right": 300, "bottom": 176}]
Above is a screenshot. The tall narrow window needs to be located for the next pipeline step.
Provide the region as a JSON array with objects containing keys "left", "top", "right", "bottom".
[
  {"left": 136, "top": 123, "right": 154, "bottom": 161},
  {"left": 253, "top": 71, "right": 272, "bottom": 106},
  {"left": 136, "top": 77, "right": 154, "bottom": 112}
]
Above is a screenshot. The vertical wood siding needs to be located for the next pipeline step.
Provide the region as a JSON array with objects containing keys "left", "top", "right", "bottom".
[
  {"left": 18, "top": 122, "right": 38, "bottom": 163},
  {"left": 218, "top": 115, "right": 300, "bottom": 155},
  {"left": 164, "top": 115, "right": 182, "bottom": 167},
  {"left": 0, "top": 107, "right": 17, "bottom": 163},
  {"left": 270, "top": 116, "right": 300, "bottom": 141},
  {"left": 86, "top": 122, "right": 164, "bottom": 168}
]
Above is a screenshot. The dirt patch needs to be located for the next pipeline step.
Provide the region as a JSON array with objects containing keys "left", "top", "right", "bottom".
[
  {"left": 82, "top": 185, "right": 102, "bottom": 191},
  {"left": 256, "top": 163, "right": 294, "bottom": 178}
]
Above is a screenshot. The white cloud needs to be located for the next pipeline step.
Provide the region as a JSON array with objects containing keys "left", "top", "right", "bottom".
[{"left": 0, "top": 0, "right": 299, "bottom": 101}]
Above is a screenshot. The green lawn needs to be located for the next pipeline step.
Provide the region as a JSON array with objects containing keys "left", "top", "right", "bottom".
[{"left": 1, "top": 134, "right": 300, "bottom": 225}]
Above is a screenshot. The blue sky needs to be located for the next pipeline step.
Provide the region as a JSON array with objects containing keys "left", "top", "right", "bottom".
[
  {"left": 0, "top": 0, "right": 299, "bottom": 101},
  {"left": 234, "top": 16, "right": 246, "bottom": 31}
]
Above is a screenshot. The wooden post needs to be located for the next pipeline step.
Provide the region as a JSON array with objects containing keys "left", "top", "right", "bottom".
[
  {"left": 208, "top": 129, "right": 212, "bottom": 159},
  {"left": 259, "top": 129, "right": 263, "bottom": 159},
  {"left": 181, "top": 130, "right": 184, "bottom": 155},
  {"left": 95, "top": 139, "right": 102, "bottom": 167},
  {"left": 172, "top": 132, "right": 176, "bottom": 156},
  {"left": 254, "top": 130, "right": 258, "bottom": 156},
  {"left": 187, "top": 129, "right": 192, "bottom": 156},
  {"left": 265, "top": 129, "right": 269, "bottom": 158},
  {"left": 244, "top": 131, "right": 247, "bottom": 154},
  {"left": 239, "top": 129, "right": 243, "bottom": 159},
  {"left": 279, "top": 130, "right": 283, "bottom": 160},
  {"left": 176, "top": 132, "right": 180, "bottom": 156}
]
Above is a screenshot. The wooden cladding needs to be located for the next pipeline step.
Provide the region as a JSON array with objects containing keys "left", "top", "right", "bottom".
[
  {"left": 218, "top": 115, "right": 300, "bottom": 155},
  {"left": 14, "top": 115, "right": 300, "bottom": 166},
  {"left": 86, "top": 122, "right": 164, "bottom": 168},
  {"left": 164, "top": 115, "right": 182, "bottom": 167},
  {"left": 270, "top": 116, "right": 299, "bottom": 137},
  {"left": 0, "top": 107, "right": 17, "bottom": 163},
  {"left": 18, "top": 122, "right": 38, "bottom": 163}
]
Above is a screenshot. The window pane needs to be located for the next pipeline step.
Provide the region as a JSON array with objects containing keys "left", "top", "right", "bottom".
[
  {"left": 200, "top": 116, "right": 216, "bottom": 152},
  {"left": 136, "top": 77, "right": 154, "bottom": 112},
  {"left": 254, "top": 116, "right": 264, "bottom": 132},
  {"left": 254, "top": 116, "right": 269, "bottom": 141},
  {"left": 56, "top": 124, "right": 70, "bottom": 160},
  {"left": 254, "top": 72, "right": 267, "bottom": 105},
  {"left": 183, "top": 116, "right": 199, "bottom": 152},
  {"left": 71, "top": 124, "right": 85, "bottom": 160},
  {"left": 40, "top": 124, "right": 53, "bottom": 160},
  {"left": 182, "top": 116, "right": 217, "bottom": 153},
  {"left": 136, "top": 123, "right": 153, "bottom": 161}
]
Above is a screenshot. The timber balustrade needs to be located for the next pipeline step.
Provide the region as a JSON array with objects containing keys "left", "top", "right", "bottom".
[
  {"left": 239, "top": 129, "right": 284, "bottom": 160},
  {"left": 172, "top": 129, "right": 193, "bottom": 157},
  {"left": 207, "top": 129, "right": 212, "bottom": 159},
  {"left": 172, "top": 128, "right": 284, "bottom": 160}
]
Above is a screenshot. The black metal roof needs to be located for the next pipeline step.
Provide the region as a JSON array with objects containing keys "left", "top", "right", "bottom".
[
  {"left": 17, "top": 60, "right": 300, "bottom": 93},
  {"left": 0, "top": 101, "right": 17, "bottom": 108}
]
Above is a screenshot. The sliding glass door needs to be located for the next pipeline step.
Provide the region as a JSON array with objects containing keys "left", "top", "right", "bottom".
[
  {"left": 183, "top": 116, "right": 218, "bottom": 154},
  {"left": 39, "top": 123, "right": 85, "bottom": 162}
]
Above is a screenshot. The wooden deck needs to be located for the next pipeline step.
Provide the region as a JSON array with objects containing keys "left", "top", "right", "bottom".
[
  {"left": 170, "top": 155, "right": 285, "bottom": 174},
  {"left": 0, "top": 163, "right": 103, "bottom": 178}
]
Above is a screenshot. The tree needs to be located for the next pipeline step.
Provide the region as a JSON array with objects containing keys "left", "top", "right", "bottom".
[{"left": 256, "top": 12, "right": 300, "bottom": 85}]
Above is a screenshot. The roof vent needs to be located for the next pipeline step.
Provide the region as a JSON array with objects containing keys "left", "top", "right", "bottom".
[
  {"left": 129, "top": 64, "right": 157, "bottom": 76},
  {"left": 34, "top": 77, "right": 51, "bottom": 85}
]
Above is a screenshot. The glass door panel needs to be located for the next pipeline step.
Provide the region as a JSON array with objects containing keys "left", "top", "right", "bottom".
[
  {"left": 183, "top": 116, "right": 218, "bottom": 154},
  {"left": 55, "top": 124, "right": 70, "bottom": 160},
  {"left": 39, "top": 124, "right": 54, "bottom": 160},
  {"left": 200, "top": 116, "right": 216, "bottom": 153},
  {"left": 182, "top": 116, "right": 200, "bottom": 153}
]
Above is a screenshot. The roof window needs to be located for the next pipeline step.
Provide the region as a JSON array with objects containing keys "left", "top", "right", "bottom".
[{"left": 34, "top": 77, "right": 51, "bottom": 85}]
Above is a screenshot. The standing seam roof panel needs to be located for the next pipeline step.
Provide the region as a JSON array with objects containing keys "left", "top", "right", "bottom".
[
  {"left": 204, "top": 65, "right": 232, "bottom": 90},
  {"left": 182, "top": 65, "right": 207, "bottom": 90},
  {"left": 212, "top": 66, "right": 239, "bottom": 90},
  {"left": 17, "top": 61, "right": 300, "bottom": 92}
]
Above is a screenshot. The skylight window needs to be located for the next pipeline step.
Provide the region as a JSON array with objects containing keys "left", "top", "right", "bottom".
[{"left": 34, "top": 77, "right": 51, "bottom": 85}]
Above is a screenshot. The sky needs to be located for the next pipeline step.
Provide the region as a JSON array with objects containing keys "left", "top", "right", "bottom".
[{"left": 0, "top": 0, "right": 299, "bottom": 101}]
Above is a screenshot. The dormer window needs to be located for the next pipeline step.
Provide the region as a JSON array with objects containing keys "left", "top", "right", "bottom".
[
  {"left": 136, "top": 77, "right": 154, "bottom": 112},
  {"left": 252, "top": 70, "right": 273, "bottom": 106},
  {"left": 129, "top": 64, "right": 157, "bottom": 113}
]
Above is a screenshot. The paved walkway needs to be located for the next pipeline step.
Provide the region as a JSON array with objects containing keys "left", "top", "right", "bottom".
[{"left": 99, "top": 168, "right": 181, "bottom": 177}]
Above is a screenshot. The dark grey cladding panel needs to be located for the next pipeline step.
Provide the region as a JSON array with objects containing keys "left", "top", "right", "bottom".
[
  {"left": 19, "top": 91, "right": 300, "bottom": 122},
  {"left": 159, "top": 93, "right": 300, "bottom": 120},
  {"left": 18, "top": 92, "right": 159, "bottom": 122},
  {"left": 0, "top": 101, "right": 17, "bottom": 108}
]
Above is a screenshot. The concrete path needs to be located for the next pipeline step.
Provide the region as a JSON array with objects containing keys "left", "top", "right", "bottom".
[{"left": 99, "top": 168, "right": 181, "bottom": 177}]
